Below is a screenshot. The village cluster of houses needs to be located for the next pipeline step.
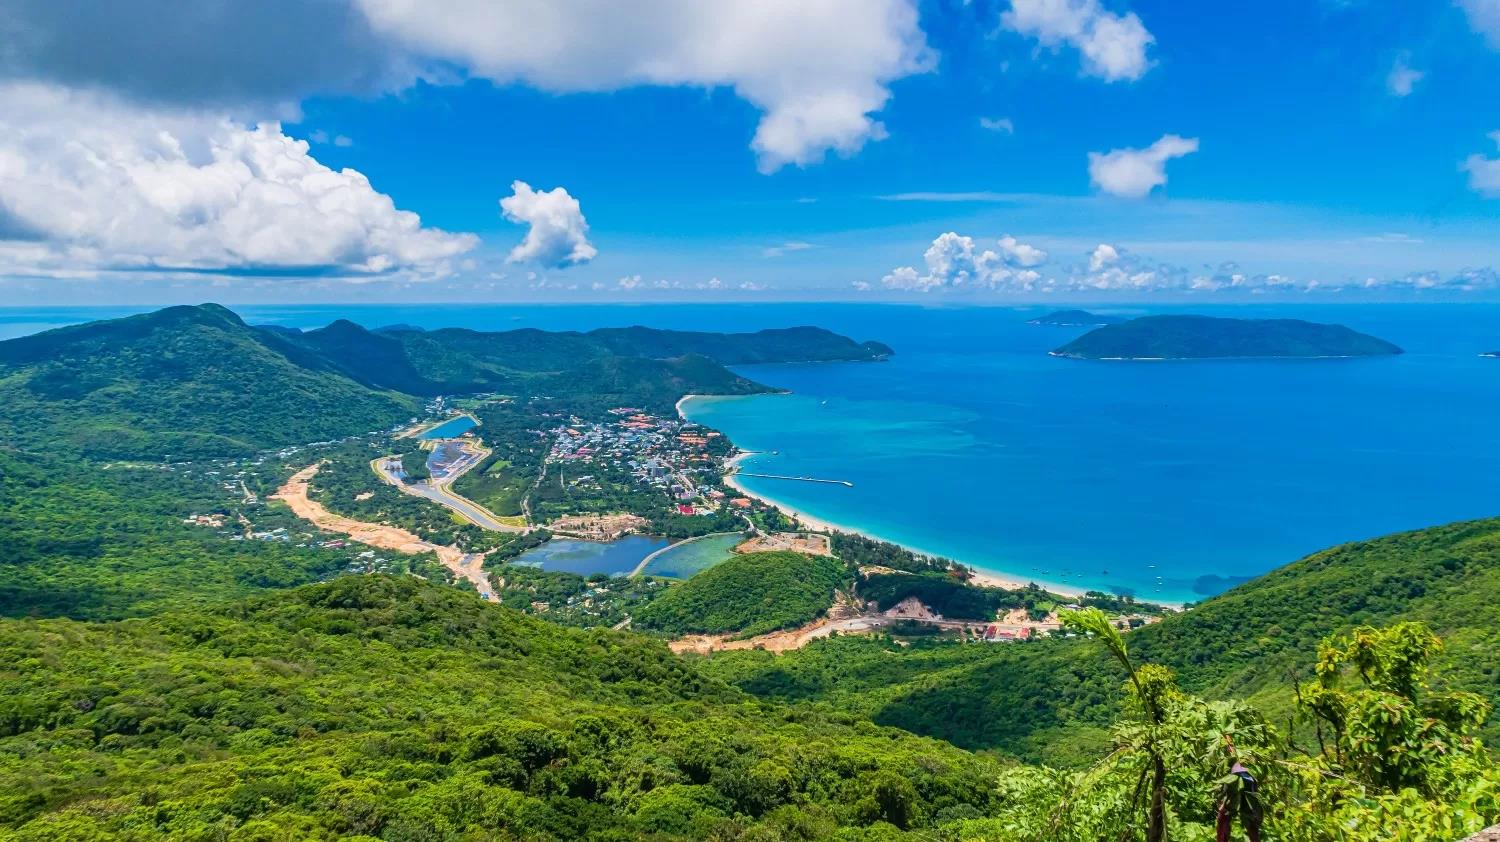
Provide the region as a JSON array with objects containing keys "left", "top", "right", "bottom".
[{"left": 544, "top": 408, "right": 748, "bottom": 516}]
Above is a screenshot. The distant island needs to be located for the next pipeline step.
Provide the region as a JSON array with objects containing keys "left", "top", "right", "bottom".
[
  {"left": 1051, "top": 314, "right": 1403, "bottom": 360},
  {"left": 1027, "top": 309, "right": 1126, "bottom": 326}
]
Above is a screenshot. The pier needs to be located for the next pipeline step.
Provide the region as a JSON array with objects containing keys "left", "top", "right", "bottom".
[{"left": 736, "top": 472, "right": 854, "bottom": 487}]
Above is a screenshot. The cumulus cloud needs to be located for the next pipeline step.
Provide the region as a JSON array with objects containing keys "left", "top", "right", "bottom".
[
  {"left": 1462, "top": 132, "right": 1500, "bottom": 197},
  {"left": 881, "top": 232, "right": 1048, "bottom": 291},
  {"left": 1002, "top": 0, "right": 1155, "bottom": 82},
  {"left": 1088, "top": 134, "right": 1199, "bottom": 198},
  {"left": 355, "top": 0, "right": 933, "bottom": 172},
  {"left": 1460, "top": 0, "right": 1500, "bottom": 48},
  {"left": 1386, "top": 53, "right": 1423, "bottom": 97},
  {"left": 499, "top": 181, "right": 597, "bottom": 268},
  {"left": 0, "top": 82, "right": 476, "bottom": 277},
  {"left": 2, "top": 0, "right": 932, "bottom": 174},
  {"left": 879, "top": 235, "right": 1500, "bottom": 296}
]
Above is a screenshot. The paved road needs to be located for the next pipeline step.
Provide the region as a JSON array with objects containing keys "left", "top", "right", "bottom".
[{"left": 373, "top": 455, "right": 524, "bottom": 533}]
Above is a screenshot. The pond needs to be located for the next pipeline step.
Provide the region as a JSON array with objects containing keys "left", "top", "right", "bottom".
[
  {"left": 417, "top": 415, "right": 478, "bottom": 440},
  {"left": 635, "top": 533, "right": 743, "bottom": 579},
  {"left": 509, "top": 535, "right": 670, "bottom": 577}
]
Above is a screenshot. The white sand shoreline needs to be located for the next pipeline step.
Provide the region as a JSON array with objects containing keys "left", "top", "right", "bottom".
[{"left": 681, "top": 394, "right": 1186, "bottom": 606}]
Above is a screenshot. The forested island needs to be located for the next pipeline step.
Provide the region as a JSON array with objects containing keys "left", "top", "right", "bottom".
[
  {"left": 1, "top": 305, "right": 1497, "bottom": 840},
  {"left": 1027, "top": 308, "right": 1125, "bottom": 326},
  {"left": 1051, "top": 314, "right": 1404, "bottom": 360}
]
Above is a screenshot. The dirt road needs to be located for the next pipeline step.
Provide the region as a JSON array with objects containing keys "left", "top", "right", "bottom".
[{"left": 273, "top": 463, "right": 497, "bottom": 601}]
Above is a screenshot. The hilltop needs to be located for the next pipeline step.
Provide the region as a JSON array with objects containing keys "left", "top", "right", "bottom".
[
  {"left": 0, "top": 305, "right": 417, "bottom": 460},
  {"left": 1026, "top": 309, "right": 1125, "bottom": 326},
  {"left": 0, "top": 306, "right": 890, "bottom": 459},
  {"left": 1051, "top": 314, "right": 1403, "bottom": 360}
]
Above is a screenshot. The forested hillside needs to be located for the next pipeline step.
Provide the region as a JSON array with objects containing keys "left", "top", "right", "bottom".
[
  {"left": 0, "top": 305, "right": 890, "bottom": 460},
  {"left": 0, "top": 576, "right": 1004, "bottom": 840},
  {"left": 0, "top": 305, "right": 416, "bottom": 459},
  {"left": 704, "top": 517, "right": 1500, "bottom": 763}
]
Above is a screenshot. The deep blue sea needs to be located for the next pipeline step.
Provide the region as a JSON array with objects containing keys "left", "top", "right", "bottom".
[{"left": 8, "top": 301, "right": 1500, "bottom": 602}]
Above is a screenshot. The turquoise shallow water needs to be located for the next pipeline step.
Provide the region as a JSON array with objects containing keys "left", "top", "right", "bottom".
[
  {"left": 10, "top": 302, "right": 1500, "bottom": 601},
  {"left": 510, "top": 536, "right": 669, "bottom": 577},
  {"left": 638, "top": 533, "right": 743, "bottom": 579}
]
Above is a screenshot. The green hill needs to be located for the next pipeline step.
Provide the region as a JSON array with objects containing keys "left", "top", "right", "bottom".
[
  {"left": 0, "top": 305, "right": 416, "bottom": 460},
  {"left": 1051, "top": 314, "right": 1403, "bottom": 359},
  {"left": 636, "top": 552, "right": 849, "bottom": 637},
  {"left": 0, "top": 575, "right": 1003, "bottom": 840},
  {"left": 1026, "top": 309, "right": 1124, "bottom": 326},
  {"left": 0, "top": 306, "right": 893, "bottom": 459},
  {"left": 278, "top": 321, "right": 892, "bottom": 397},
  {"left": 704, "top": 516, "right": 1500, "bottom": 763}
]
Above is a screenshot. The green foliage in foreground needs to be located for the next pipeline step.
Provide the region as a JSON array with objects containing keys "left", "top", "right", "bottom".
[
  {"left": 706, "top": 517, "right": 1500, "bottom": 764},
  {"left": 971, "top": 612, "right": 1500, "bottom": 841},
  {"left": 635, "top": 552, "right": 848, "bottom": 638},
  {"left": 0, "top": 576, "right": 1005, "bottom": 841}
]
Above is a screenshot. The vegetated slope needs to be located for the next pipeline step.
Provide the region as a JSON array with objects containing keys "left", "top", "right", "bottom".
[
  {"left": 705, "top": 517, "right": 1500, "bottom": 763},
  {"left": 1052, "top": 314, "right": 1403, "bottom": 359},
  {"left": 282, "top": 321, "right": 892, "bottom": 396},
  {"left": 1026, "top": 309, "right": 1124, "bottom": 326},
  {"left": 0, "top": 576, "right": 1003, "bottom": 840},
  {"left": 636, "top": 552, "right": 849, "bottom": 637},
  {"left": 0, "top": 449, "right": 350, "bottom": 621},
  {"left": 0, "top": 305, "right": 896, "bottom": 459},
  {"left": 587, "top": 325, "right": 893, "bottom": 364},
  {"left": 0, "top": 305, "right": 416, "bottom": 459}
]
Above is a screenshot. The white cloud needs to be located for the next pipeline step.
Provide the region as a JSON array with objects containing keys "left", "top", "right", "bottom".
[
  {"left": 979, "top": 116, "right": 1015, "bottom": 134},
  {"left": 1002, "top": 0, "right": 1155, "bottom": 82},
  {"left": 1460, "top": 0, "right": 1500, "bottom": 48},
  {"left": 881, "top": 236, "right": 1500, "bottom": 296},
  {"left": 997, "top": 235, "right": 1048, "bottom": 267},
  {"left": 1386, "top": 53, "right": 1423, "bottom": 97},
  {"left": 1088, "top": 134, "right": 1199, "bottom": 198},
  {"left": 0, "top": 82, "right": 476, "bottom": 277},
  {"left": 499, "top": 180, "right": 597, "bottom": 268},
  {"left": 3, "top": 0, "right": 932, "bottom": 174},
  {"left": 881, "top": 232, "right": 1048, "bottom": 291},
  {"left": 762, "top": 241, "right": 815, "bottom": 258},
  {"left": 1462, "top": 132, "right": 1500, "bottom": 197},
  {"left": 1088, "top": 243, "right": 1120, "bottom": 271},
  {"left": 355, "top": 0, "right": 933, "bottom": 172}
]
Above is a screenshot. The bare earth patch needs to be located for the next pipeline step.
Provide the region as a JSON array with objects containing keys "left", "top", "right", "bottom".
[
  {"left": 548, "top": 513, "right": 650, "bottom": 541},
  {"left": 272, "top": 463, "right": 496, "bottom": 601},
  {"left": 734, "top": 531, "right": 833, "bottom": 556}
]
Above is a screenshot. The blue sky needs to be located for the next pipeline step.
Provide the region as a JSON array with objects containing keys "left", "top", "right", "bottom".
[{"left": 3, "top": 0, "right": 1500, "bottom": 303}]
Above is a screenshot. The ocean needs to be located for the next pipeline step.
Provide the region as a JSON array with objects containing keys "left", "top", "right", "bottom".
[{"left": 8, "top": 301, "right": 1500, "bottom": 602}]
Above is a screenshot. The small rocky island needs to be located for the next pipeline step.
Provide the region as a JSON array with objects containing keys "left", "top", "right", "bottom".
[
  {"left": 1027, "top": 309, "right": 1125, "bottom": 326},
  {"left": 1051, "top": 315, "right": 1403, "bottom": 360}
]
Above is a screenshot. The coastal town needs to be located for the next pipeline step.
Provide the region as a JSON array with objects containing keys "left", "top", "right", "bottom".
[{"left": 543, "top": 406, "right": 752, "bottom": 518}]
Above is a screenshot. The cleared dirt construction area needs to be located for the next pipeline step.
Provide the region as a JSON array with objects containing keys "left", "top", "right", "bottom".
[
  {"left": 273, "top": 463, "right": 496, "bottom": 601},
  {"left": 734, "top": 531, "right": 833, "bottom": 556}
]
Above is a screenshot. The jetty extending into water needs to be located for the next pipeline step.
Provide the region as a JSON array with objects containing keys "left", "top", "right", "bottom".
[{"left": 736, "top": 472, "right": 854, "bottom": 487}]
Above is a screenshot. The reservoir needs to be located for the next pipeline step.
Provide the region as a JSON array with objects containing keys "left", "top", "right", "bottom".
[
  {"left": 510, "top": 535, "right": 670, "bottom": 577},
  {"left": 417, "top": 415, "right": 478, "bottom": 440},
  {"left": 636, "top": 533, "right": 743, "bottom": 579}
]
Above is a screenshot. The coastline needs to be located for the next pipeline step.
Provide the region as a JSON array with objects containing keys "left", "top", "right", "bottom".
[{"left": 684, "top": 395, "right": 1093, "bottom": 599}]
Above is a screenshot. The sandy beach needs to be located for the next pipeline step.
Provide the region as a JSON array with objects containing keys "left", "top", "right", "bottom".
[
  {"left": 721, "top": 449, "right": 1086, "bottom": 597},
  {"left": 683, "top": 394, "right": 1094, "bottom": 599}
]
